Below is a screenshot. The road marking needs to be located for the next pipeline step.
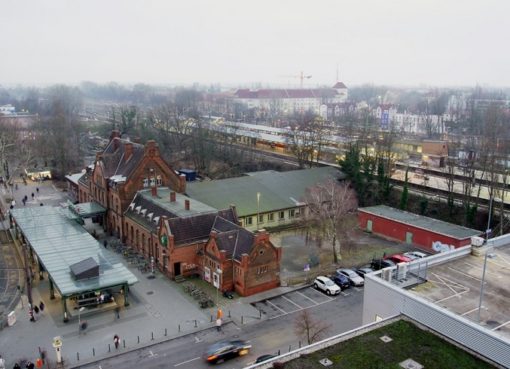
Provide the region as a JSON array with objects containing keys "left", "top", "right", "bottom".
[
  {"left": 434, "top": 290, "right": 469, "bottom": 303},
  {"left": 354, "top": 287, "right": 362, "bottom": 292},
  {"left": 268, "top": 296, "right": 336, "bottom": 320},
  {"left": 174, "top": 357, "right": 201, "bottom": 366},
  {"left": 194, "top": 336, "right": 201, "bottom": 343},
  {"left": 461, "top": 306, "right": 480, "bottom": 316},
  {"left": 296, "top": 290, "right": 319, "bottom": 305},
  {"left": 340, "top": 291, "right": 350, "bottom": 297},
  {"left": 281, "top": 295, "right": 302, "bottom": 309},
  {"left": 447, "top": 267, "right": 482, "bottom": 282},
  {"left": 492, "top": 319, "right": 510, "bottom": 331},
  {"left": 266, "top": 299, "right": 287, "bottom": 315}
]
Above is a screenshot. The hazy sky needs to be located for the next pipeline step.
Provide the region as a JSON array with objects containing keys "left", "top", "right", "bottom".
[{"left": 1, "top": 0, "right": 509, "bottom": 87}]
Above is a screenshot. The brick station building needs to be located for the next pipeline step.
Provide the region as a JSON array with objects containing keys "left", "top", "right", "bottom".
[{"left": 75, "top": 132, "right": 281, "bottom": 296}]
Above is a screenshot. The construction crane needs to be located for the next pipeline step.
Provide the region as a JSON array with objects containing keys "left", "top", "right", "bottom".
[{"left": 279, "top": 71, "right": 312, "bottom": 88}]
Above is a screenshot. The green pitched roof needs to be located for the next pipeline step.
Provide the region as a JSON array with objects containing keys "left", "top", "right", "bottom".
[{"left": 186, "top": 167, "right": 344, "bottom": 217}]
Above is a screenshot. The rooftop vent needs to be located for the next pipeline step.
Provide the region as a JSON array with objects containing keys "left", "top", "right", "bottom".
[{"left": 70, "top": 257, "right": 99, "bottom": 281}]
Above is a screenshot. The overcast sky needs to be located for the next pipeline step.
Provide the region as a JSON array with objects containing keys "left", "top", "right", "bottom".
[{"left": 1, "top": 0, "right": 509, "bottom": 88}]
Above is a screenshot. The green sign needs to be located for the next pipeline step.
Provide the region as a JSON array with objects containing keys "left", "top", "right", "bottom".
[{"left": 160, "top": 234, "right": 168, "bottom": 246}]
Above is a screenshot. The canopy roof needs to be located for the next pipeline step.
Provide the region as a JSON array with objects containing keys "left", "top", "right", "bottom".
[
  {"left": 11, "top": 207, "right": 137, "bottom": 296},
  {"left": 70, "top": 201, "right": 107, "bottom": 217}
]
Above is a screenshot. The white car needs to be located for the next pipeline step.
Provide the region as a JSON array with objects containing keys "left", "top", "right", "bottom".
[
  {"left": 313, "top": 276, "right": 341, "bottom": 295},
  {"left": 403, "top": 251, "right": 428, "bottom": 260},
  {"left": 336, "top": 268, "right": 364, "bottom": 287}
]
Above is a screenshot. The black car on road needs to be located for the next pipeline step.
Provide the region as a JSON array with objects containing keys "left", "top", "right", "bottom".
[{"left": 204, "top": 340, "right": 252, "bottom": 364}]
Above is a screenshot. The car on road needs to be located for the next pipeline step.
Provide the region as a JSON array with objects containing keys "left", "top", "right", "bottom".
[
  {"left": 355, "top": 267, "right": 374, "bottom": 278},
  {"left": 403, "top": 251, "right": 428, "bottom": 260},
  {"left": 204, "top": 340, "right": 252, "bottom": 364},
  {"left": 313, "top": 276, "right": 341, "bottom": 295},
  {"left": 336, "top": 268, "right": 364, "bottom": 287},
  {"left": 370, "top": 259, "right": 396, "bottom": 270},
  {"left": 332, "top": 273, "right": 350, "bottom": 290},
  {"left": 384, "top": 254, "right": 412, "bottom": 264},
  {"left": 255, "top": 354, "right": 277, "bottom": 363}
]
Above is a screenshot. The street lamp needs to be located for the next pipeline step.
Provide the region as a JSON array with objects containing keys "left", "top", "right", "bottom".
[
  {"left": 477, "top": 251, "right": 497, "bottom": 322},
  {"left": 215, "top": 269, "right": 222, "bottom": 305},
  {"left": 78, "top": 307, "right": 85, "bottom": 333},
  {"left": 256, "top": 192, "right": 261, "bottom": 230}
]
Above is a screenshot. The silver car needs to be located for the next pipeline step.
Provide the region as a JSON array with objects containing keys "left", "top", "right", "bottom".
[{"left": 337, "top": 268, "right": 364, "bottom": 287}]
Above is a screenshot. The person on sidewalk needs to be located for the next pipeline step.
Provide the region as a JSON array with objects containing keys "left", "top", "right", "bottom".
[
  {"left": 113, "top": 334, "right": 120, "bottom": 349},
  {"left": 0, "top": 354, "right": 5, "bottom": 369},
  {"left": 216, "top": 318, "right": 222, "bottom": 332},
  {"left": 115, "top": 306, "right": 120, "bottom": 319},
  {"left": 39, "top": 301, "right": 45, "bottom": 312}
]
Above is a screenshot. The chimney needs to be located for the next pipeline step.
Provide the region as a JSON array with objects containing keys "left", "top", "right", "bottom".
[
  {"left": 254, "top": 229, "right": 269, "bottom": 243},
  {"left": 185, "top": 199, "right": 190, "bottom": 211},
  {"left": 210, "top": 230, "right": 217, "bottom": 239},
  {"left": 151, "top": 186, "right": 157, "bottom": 197},
  {"left": 110, "top": 130, "right": 121, "bottom": 141},
  {"left": 179, "top": 174, "right": 186, "bottom": 192},
  {"left": 170, "top": 191, "right": 176, "bottom": 202},
  {"left": 124, "top": 142, "right": 133, "bottom": 161}
]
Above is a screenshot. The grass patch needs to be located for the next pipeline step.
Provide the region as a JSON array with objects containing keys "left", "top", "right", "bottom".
[{"left": 283, "top": 320, "right": 496, "bottom": 369}]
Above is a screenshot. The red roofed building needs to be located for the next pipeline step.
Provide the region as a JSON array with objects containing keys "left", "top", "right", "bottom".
[{"left": 233, "top": 82, "right": 348, "bottom": 115}]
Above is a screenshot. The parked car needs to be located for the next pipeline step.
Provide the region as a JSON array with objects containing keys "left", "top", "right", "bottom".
[
  {"left": 336, "top": 268, "right": 364, "bottom": 287},
  {"left": 313, "top": 276, "right": 341, "bottom": 295},
  {"left": 203, "top": 340, "right": 252, "bottom": 364},
  {"left": 355, "top": 267, "right": 374, "bottom": 279},
  {"left": 370, "top": 259, "right": 396, "bottom": 270},
  {"left": 332, "top": 273, "right": 350, "bottom": 290},
  {"left": 403, "top": 251, "right": 428, "bottom": 260},
  {"left": 256, "top": 354, "right": 277, "bottom": 363},
  {"left": 384, "top": 254, "right": 412, "bottom": 264}
]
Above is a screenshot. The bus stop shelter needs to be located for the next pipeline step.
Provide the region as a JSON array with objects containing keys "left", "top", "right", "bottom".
[{"left": 10, "top": 206, "right": 138, "bottom": 322}]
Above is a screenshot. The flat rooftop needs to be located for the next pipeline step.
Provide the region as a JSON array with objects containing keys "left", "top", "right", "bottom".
[
  {"left": 10, "top": 206, "right": 138, "bottom": 296},
  {"left": 360, "top": 205, "right": 482, "bottom": 240},
  {"left": 409, "top": 245, "right": 510, "bottom": 341}
]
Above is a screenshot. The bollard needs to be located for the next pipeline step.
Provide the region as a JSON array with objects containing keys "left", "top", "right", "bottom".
[
  {"left": 241, "top": 316, "right": 244, "bottom": 324},
  {"left": 259, "top": 310, "right": 262, "bottom": 319},
  {"left": 210, "top": 315, "right": 213, "bottom": 322},
  {"left": 278, "top": 349, "right": 280, "bottom": 355},
  {"left": 289, "top": 345, "right": 291, "bottom": 352},
  {"left": 165, "top": 328, "right": 167, "bottom": 336},
  {"left": 123, "top": 339, "right": 126, "bottom": 348},
  {"left": 108, "top": 344, "right": 111, "bottom": 352},
  {"left": 299, "top": 341, "right": 301, "bottom": 348},
  {"left": 178, "top": 324, "right": 181, "bottom": 332},
  {"left": 194, "top": 320, "right": 197, "bottom": 328},
  {"left": 151, "top": 332, "right": 154, "bottom": 340},
  {"left": 138, "top": 336, "right": 140, "bottom": 344},
  {"left": 77, "top": 352, "right": 80, "bottom": 361},
  {"left": 93, "top": 348, "right": 95, "bottom": 356},
  {"left": 228, "top": 310, "right": 231, "bottom": 318}
]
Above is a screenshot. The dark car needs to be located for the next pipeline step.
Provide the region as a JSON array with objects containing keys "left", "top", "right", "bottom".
[
  {"left": 332, "top": 274, "right": 350, "bottom": 290},
  {"left": 204, "top": 340, "right": 252, "bottom": 364},
  {"left": 370, "top": 259, "right": 396, "bottom": 271},
  {"left": 356, "top": 267, "right": 374, "bottom": 278},
  {"left": 256, "top": 354, "right": 277, "bottom": 363}
]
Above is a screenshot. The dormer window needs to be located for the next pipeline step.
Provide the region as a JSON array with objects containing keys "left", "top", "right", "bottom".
[
  {"left": 129, "top": 203, "right": 135, "bottom": 210},
  {"left": 135, "top": 206, "right": 142, "bottom": 214},
  {"left": 140, "top": 209, "right": 147, "bottom": 216},
  {"left": 153, "top": 216, "right": 160, "bottom": 224},
  {"left": 142, "top": 178, "right": 149, "bottom": 188},
  {"left": 147, "top": 213, "right": 154, "bottom": 222}
]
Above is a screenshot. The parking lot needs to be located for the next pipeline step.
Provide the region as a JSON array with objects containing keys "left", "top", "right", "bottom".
[
  {"left": 411, "top": 245, "right": 510, "bottom": 340},
  {"left": 252, "top": 284, "right": 364, "bottom": 320}
]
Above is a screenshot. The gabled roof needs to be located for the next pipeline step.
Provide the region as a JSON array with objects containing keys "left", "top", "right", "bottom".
[
  {"left": 99, "top": 138, "right": 145, "bottom": 178},
  {"left": 212, "top": 217, "right": 255, "bottom": 260},
  {"left": 65, "top": 172, "right": 85, "bottom": 185}
]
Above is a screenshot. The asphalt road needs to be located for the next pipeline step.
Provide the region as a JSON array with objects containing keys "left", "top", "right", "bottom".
[{"left": 74, "top": 286, "right": 363, "bottom": 369}]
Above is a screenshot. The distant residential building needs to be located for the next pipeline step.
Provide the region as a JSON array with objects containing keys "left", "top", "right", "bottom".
[
  {"left": 0, "top": 104, "right": 16, "bottom": 115},
  {"left": 232, "top": 82, "right": 348, "bottom": 115},
  {"left": 421, "top": 140, "right": 448, "bottom": 167}
]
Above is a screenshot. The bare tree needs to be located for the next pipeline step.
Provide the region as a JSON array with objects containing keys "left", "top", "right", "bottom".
[
  {"left": 294, "top": 309, "right": 329, "bottom": 345},
  {"left": 302, "top": 179, "right": 358, "bottom": 263}
]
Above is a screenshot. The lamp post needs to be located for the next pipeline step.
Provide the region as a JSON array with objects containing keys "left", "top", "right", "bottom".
[
  {"left": 78, "top": 307, "right": 85, "bottom": 333},
  {"left": 477, "top": 251, "right": 497, "bottom": 322},
  {"left": 215, "top": 269, "right": 223, "bottom": 306},
  {"left": 256, "top": 192, "right": 261, "bottom": 230}
]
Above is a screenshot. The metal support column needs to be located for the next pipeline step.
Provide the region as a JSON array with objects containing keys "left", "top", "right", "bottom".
[
  {"left": 62, "top": 297, "right": 69, "bottom": 322},
  {"left": 49, "top": 279, "right": 55, "bottom": 300}
]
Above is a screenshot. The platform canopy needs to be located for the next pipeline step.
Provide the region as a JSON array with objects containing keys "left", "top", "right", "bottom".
[
  {"left": 10, "top": 206, "right": 137, "bottom": 297},
  {"left": 69, "top": 201, "right": 107, "bottom": 218}
]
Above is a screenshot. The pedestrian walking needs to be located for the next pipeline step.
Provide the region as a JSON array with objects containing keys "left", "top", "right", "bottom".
[
  {"left": 31, "top": 193, "right": 34, "bottom": 199},
  {"left": 103, "top": 240, "right": 108, "bottom": 248},
  {"left": 115, "top": 306, "right": 120, "bottom": 319},
  {"left": 0, "top": 354, "right": 5, "bottom": 369},
  {"left": 36, "top": 187, "right": 39, "bottom": 193},
  {"left": 25, "top": 361, "right": 34, "bottom": 369},
  {"left": 39, "top": 301, "right": 45, "bottom": 312},
  {"left": 113, "top": 334, "right": 120, "bottom": 349},
  {"left": 13, "top": 363, "right": 20, "bottom": 369},
  {"left": 34, "top": 305, "right": 39, "bottom": 314},
  {"left": 216, "top": 318, "right": 222, "bottom": 332}
]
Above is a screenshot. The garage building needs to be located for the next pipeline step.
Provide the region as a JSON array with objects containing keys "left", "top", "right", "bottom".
[{"left": 358, "top": 205, "right": 482, "bottom": 252}]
